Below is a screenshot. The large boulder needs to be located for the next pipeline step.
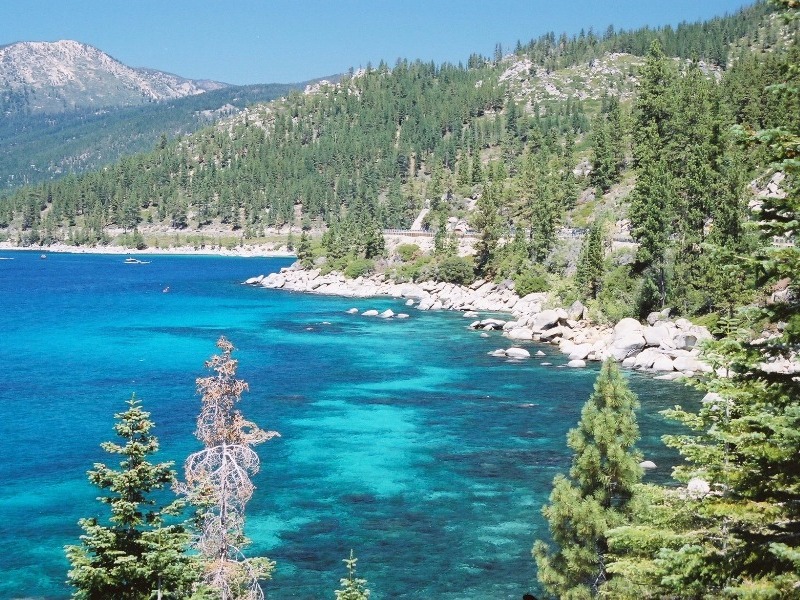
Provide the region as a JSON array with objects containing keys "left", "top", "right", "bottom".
[
  {"left": 379, "top": 309, "right": 395, "bottom": 319},
  {"left": 651, "top": 354, "right": 675, "bottom": 372},
  {"left": 634, "top": 348, "right": 660, "bottom": 369},
  {"left": 610, "top": 334, "right": 646, "bottom": 360},
  {"left": 569, "top": 343, "right": 593, "bottom": 361},
  {"left": 507, "top": 327, "right": 534, "bottom": 341},
  {"left": 362, "top": 309, "right": 379, "bottom": 317},
  {"left": 567, "top": 359, "right": 587, "bottom": 368},
  {"left": 532, "top": 309, "right": 561, "bottom": 331},
  {"left": 505, "top": 347, "right": 531, "bottom": 359},
  {"left": 643, "top": 324, "right": 671, "bottom": 347},
  {"left": 614, "top": 318, "right": 644, "bottom": 338},
  {"left": 568, "top": 300, "right": 586, "bottom": 321},
  {"left": 540, "top": 326, "right": 564, "bottom": 341}
]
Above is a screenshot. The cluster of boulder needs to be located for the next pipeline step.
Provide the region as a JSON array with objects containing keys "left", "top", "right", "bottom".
[
  {"left": 246, "top": 265, "right": 714, "bottom": 377},
  {"left": 479, "top": 307, "right": 713, "bottom": 378}
]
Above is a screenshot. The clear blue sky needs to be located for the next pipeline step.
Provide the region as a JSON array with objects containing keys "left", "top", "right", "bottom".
[{"left": 0, "top": 0, "right": 755, "bottom": 85}]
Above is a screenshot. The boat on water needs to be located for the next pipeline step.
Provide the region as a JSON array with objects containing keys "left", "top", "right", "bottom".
[{"left": 124, "top": 257, "right": 150, "bottom": 264}]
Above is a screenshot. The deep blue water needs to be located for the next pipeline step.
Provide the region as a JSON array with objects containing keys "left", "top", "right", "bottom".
[{"left": 0, "top": 251, "right": 698, "bottom": 599}]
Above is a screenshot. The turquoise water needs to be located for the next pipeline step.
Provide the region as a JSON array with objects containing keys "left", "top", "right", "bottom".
[{"left": 0, "top": 251, "right": 697, "bottom": 599}]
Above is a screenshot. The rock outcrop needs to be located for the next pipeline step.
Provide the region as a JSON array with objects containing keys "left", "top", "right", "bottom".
[{"left": 248, "top": 265, "right": 715, "bottom": 376}]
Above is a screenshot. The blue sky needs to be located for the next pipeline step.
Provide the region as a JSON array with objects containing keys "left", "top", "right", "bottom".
[{"left": 1, "top": 0, "right": 754, "bottom": 85}]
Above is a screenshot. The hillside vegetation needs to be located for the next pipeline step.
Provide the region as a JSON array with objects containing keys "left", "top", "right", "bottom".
[{"left": 0, "top": 0, "right": 796, "bottom": 326}]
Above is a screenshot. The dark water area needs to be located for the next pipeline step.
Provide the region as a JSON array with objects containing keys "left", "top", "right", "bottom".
[{"left": 0, "top": 251, "right": 699, "bottom": 598}]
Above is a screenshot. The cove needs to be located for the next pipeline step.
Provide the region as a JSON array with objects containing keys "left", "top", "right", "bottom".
[{"left": 0, "top": 251, "right": 699, "bottom": 599}]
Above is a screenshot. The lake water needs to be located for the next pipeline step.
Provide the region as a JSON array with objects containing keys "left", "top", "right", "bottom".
[{"left": 0, "top": 251, "right": 697, "bottom": 599}]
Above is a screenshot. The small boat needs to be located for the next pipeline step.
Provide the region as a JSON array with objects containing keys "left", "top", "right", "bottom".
[
  {"left": 124, "top": 257, "right": 150, "bottom": 264},
  {"left": 40, "top": 254, "right": 47, "bottom": 259}
]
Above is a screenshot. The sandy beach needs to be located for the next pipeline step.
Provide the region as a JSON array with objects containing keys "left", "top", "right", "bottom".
[{"left": 0, "top": 241, "right": 296, "bottom": 258}]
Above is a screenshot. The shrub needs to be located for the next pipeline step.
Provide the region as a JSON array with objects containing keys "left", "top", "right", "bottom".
[
  {"left": 344, "top": 258, "right": 375, "bottom": 279},
  {"left": 396, "top": 243, "right": 421, "bottom": 262},
  {"left": 436, "top": 255, "right": 475, "bottom": 285},
  {"left": 514, "top": 266, "right": 550, "bottom": 297}
]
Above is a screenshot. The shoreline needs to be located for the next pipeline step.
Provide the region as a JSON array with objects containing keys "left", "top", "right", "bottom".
[
  {"left": 247, "top": 264, "right": 718, "bottom": 380},
  {"left": 0, "top": 241, "right": 296, "bottom": 258}
]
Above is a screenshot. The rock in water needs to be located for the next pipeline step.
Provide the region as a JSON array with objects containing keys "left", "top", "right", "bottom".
[{"left": 505, "top": 347, "right": 531, "bottom": 359}]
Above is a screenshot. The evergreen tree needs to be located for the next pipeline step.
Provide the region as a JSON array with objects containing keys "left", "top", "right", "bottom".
[
  {"left": 633, "top": 41, "right": 675, "bottom": 165},
  {"left": 608, "top": 4, "right": 800, "bottom": 595},
  {"left": 334, "top": 550, "right": 370, "bottom": 600},
  {"left": 472, "top": 183, "right": 501, "bottom": 277},
  {"left": 575, "top": 221, "right": 605, "bottom": 300},
  {"left": 534, "top": 361, "right": 643, "bottom": 598},
  {"left": 66, "top": 395, "right": 196, "bottom": 600},
  {"left": 628, "top": 123, "right": 676, "bottom": 312},
  {"left": 297, "top": 230, "right": 313, "bottom": 269},
  {"left": 590, "top": 97, "right": 624, "bottom": 194}
]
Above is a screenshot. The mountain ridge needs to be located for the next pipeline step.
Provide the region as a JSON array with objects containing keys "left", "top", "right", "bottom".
[{"left": 0, "top": 39, "right": 228, "bottom": 116}]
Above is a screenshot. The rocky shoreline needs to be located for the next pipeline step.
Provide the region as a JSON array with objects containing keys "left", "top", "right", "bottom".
[{"left": 246, "top": 265, "right": 715, "bottom": 379}]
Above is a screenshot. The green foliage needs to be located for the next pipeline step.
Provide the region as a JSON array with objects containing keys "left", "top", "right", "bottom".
[
  {"left": 390, "top": 253, "right": 434, "bottom": 282},
  {"left": 297, "top": 230, "right": 314, "bottom": 268},
  {"left": 606, "top": 4, "right": 800, "bottom": 595},
  {"left": 395, "top": 243, "right": 421, "bottom": 262},
  {"left": 343, "top": 258, "right": 375, "bottom": 279},
  {"left": 590, "top": 96, "right": 625, "bottom": 193},
  {"left": 575, "top": 221, "right": 606, "bottom": 300},
  {"left": 534, "top": 361, "right": 643, "bottom": 598},
  {"left": 514, "top": 265, "right": 550, "bottom": 297},
  {"left": 436, "top": 255, "right": 475, "bottom": 285},
  {"left": 471, "top": 183, "right": 502, "bottom": 277},
  {"left": 65, "top": 395, "right": 196, "bottom": 600},
  {"left": 334, "top": 550, "right": 370, "bottom": 600}
]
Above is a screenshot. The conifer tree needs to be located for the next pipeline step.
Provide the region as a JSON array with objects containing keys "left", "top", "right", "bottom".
[
  {"left": 180, "top": 337, "right": 280, "bottom": 600},
  {"left": 66, "top": 395, "right": 196, "bottom": 600},
  {"left": 608, "top": 4, "right": 800, "bottom": 595},
  {"left": 472, "top": 183, "right": 501, "bottom": 277},
  {"left": 533, "top": 361, "right": 643, "bottom": 598},
  {"left": 334, "top": 550, "right": 371, "bottom": 600},
  {"left": 575, "top": 221, "right": 605, "bottom": 300}
]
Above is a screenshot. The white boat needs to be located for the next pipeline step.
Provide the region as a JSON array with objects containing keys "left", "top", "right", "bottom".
[{"left": 124, "top": 257, "right": 150, "bottom": 264}]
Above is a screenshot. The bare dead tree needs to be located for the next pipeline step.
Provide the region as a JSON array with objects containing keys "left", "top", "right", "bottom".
[{"left": 178, "top": 337, "right": 279, "bottom": 600}]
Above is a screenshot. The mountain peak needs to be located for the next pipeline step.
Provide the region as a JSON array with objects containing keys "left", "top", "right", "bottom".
[{"left": 0, "top": 39, "right": 227, "bottom": 115}]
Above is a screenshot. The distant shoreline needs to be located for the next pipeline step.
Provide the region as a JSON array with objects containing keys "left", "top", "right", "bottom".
[{"left": 0, "top": 242, "right": 296, "bottom": 258}]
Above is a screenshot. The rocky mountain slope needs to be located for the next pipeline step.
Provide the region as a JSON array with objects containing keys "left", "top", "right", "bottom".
[{"left": 0, "top": 40, "right": 227, "bottom": 116}]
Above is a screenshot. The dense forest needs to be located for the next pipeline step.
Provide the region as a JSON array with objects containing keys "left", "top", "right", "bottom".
[
  {"left": 12, "top": 0, "right": 797, "bottom": 597},
  {"left": 0, "top": 81, "right": 314, "bottom": 188}
]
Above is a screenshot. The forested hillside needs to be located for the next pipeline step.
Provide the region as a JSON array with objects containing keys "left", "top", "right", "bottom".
[
  {"left": 1, "top": 0, "right": 796, "bottom": 325},
  {"left": 0, "top": 82, "right": 313, "bottom": 188}
]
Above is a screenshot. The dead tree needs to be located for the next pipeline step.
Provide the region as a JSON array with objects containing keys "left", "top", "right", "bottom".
[{"left": 179, "top": 337, "right": 279, "bottom": 600}]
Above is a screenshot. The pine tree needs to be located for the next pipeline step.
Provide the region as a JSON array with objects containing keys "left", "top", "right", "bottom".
[
  {"left": 66, "top": 395, "right": 196, "bottom": 600},
  {"left": 297, "top": 230, "right": 313, "bottom": 268},
  {"left": 472, "top": 183, "right": 501, "bottom": 277},
  {"left": 180, "top": 337, "right": 280, "bottom": 600},
  {"left": 334, "top": 550, "right": 371, "bottom": 600},
  {"left": 628, "top": 123, "right": 676, "bottom": 313},
  {"left": 608, "top": 4, "right": 800, "bottom": 595},
  {"left": 575, "top": 221, "right": 605, "bottom": 300},
  {"left": 533, "top": 361, "right": 643, "bottom": 598}
]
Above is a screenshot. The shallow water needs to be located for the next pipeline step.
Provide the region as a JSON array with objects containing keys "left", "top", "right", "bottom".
[{"left": 0, "top": 251, "right": 697, "bottom": 598}]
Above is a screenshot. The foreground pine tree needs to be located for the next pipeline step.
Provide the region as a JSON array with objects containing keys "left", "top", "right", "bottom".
[
  {"left": 606, "top": 3, "right": 800, "bottom": 595},
  {"left": 65, "top": 395, "right": 196, "bottom": 599},
  {"left": 180, "top": 337, "right": 279, "bottom": 600},
  {"left": 533, "top": 361, "right": 642, "bottom": 598},
  {"left": 334, "top": 550, "right": 371, "bottom": 600}
]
